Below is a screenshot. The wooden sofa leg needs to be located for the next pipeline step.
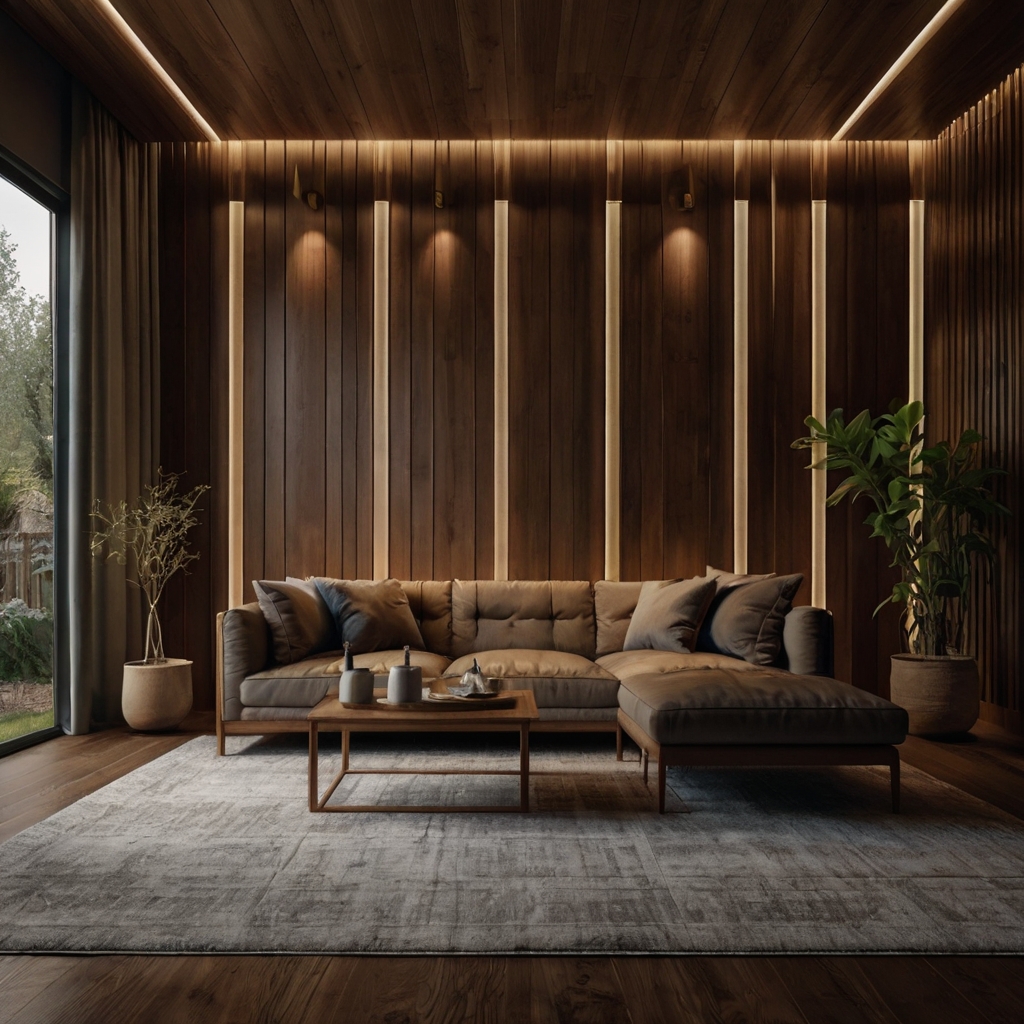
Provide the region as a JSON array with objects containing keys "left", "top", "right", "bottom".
[
  {"left": 642, "top": 750, "right": 649, "bottom": 784},
  {"left": 616, "top": 723, "right": 623, "bottom": 761},
  {"left": 657, "top": 758, "right": 667, "bottom": 814},
  {"left": 890, "top": 749, "right": 901, "bottom": 813}
]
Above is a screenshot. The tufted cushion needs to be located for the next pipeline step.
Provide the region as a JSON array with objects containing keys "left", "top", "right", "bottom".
[
  {"left": 450, "top": 580, "right": 596, "bottom": 659},
  {"left": 443, "top": 649, "right": 618, "bottom": 708},
  {"left": 594, "top": 580, "right": 644, "bottom": 656}
]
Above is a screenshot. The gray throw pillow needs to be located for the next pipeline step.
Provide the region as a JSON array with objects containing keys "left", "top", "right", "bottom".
[
  {"left": 697, "top": 573, "right": 804, "bottom": 665},
  {"left": 314, "top": 577, "right": 426, "bottom": 655},
  {"left": 622, "top": 577, "right": 717, "bottom": 653},
  {"left": 252, "top": 577, "right": 338, "bottom": 665}
]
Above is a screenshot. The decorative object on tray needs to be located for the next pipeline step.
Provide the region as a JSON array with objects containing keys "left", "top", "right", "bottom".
[
  {"left": 387, "top": 646, "right": 422, "bottom": 704},
  {"left": 794, "top": 401, "right": 1010, "bottom": 736},
  {"left": 447, "top": 657, "right": 500, "bottom": 697},
  {"left": 91, "top": 470, "right": 209, "bottom": 731},
  {"left": 338, "top": 642, "right": 373, "bottom": 704}
]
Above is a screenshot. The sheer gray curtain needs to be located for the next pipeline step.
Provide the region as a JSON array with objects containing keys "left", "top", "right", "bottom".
[{"left": 65, "top": 87, "right": 159, "bottom": 733}]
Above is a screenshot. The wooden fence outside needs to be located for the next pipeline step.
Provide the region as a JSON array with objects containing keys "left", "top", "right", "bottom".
[{"left": 0, "top": 532, "right": 53, "bottom": 609}]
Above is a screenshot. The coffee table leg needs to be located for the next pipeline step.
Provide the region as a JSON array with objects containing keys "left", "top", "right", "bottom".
[
  {"left": 520, "top": 723, "right": 530, "bottom": 812},
  {"left": 342, "top": 729, "right": 350, "bottom": 774},
  {"left": 309, "top": 722, "right": 319, "bottom": 812}
]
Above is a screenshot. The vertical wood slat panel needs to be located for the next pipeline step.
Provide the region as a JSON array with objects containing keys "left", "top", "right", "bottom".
[
  {"left": 408, "top": 139, "right": 435, "bottom": 581},
  {"left": 388, "top": 141, "right": 413, "bottom": 582},
  {"left": 241, "top": 141, "right": 266, "bottom": 588},
  {"left": 323, "top": 140, "right": 344, "bottom": 579},
  {"left": 663, "top": 139, "right": 710, "bottom": 579},
  {"left": 474, "top": 141, "right": 496, "bottom": 581},
  {"left": 508, "top": 141, "right": 551, "bottom": 579},
  {"left": 706, "top": 141, "right": 735, "bottom": 575},
  {"left": 771, "top": 141, "right": 813, "bottom": 604},
  {"left": 433, "top": 140, "right": 479, "bottom": 579},
  {"left": 263, "top": 141, "right": 286, "bottom": 582},
  {"left": 283, "top": 140, "right": 327, "bottom": 579},
  {"left": 745, "top": 140, "right": 775, "bottom": 574},
  {"left": 928, "top": 69, "right": 1023, "bottom": 727},
  {"left": 618, "top": 140, "right": 643, "bottom": 582}
]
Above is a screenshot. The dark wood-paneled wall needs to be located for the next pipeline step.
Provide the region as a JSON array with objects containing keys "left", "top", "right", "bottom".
[
  {"left": 825, "top": 141, "right": 912, "bottom": 698},
  {"left": 159, "top": 138, "right": 918, "bottom": 709},
  {"left": 928, "top": 67, "right": 1024, "bottom": 730}
]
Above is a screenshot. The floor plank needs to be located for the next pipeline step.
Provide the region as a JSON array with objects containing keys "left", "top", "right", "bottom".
[
  {"left": 769, "top": 957, "right": 901, "bottom": 1024},
  {"left": 927, "top": 956, "right": 1024, "bottom": 1024},
  {"left": 849, "top": 956, "right": 998, "bottom": 1024}
]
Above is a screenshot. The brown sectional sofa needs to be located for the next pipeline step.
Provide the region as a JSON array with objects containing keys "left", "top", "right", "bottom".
[
  {"left": 221, "top": 576, "right": 844, "bottom": 733},
  {"left": 216, "top": 577, "right": 908, "bottom": 811}
]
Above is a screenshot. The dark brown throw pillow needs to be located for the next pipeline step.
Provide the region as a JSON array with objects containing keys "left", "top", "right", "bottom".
[
  {"left": 252, "top": 577, "right": 338, "bottom": 665},
  {"left": 622, "top": 577, "right": 718, "bottom": 653},
  {"left": 313, "top": 577, "right": 426, "bottom": 654},
  {"left": 697, "top": 573, "right": 804, "bottom": 665}
]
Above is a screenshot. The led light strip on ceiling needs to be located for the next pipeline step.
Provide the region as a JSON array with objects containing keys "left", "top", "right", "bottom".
[
  {"left": 94, "top": 0, "right": 220, "bottom": 142},
  {"left": 832, "top": 0, "right": 966, "bottom": 141}
]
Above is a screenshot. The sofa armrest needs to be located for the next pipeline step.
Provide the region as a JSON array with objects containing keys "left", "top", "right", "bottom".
[
  {"left": 218, "top": 603, "right": 270, "bottom": 722},
  {"left": 781, "top": 607, "right": 834, "bottom": 677}
]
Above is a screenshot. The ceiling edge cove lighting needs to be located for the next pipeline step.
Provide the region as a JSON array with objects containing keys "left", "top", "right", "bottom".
[
  {"left": 832, "top": 0, "right": 966, "bottom": 141},
  {"left": 95, "top": 0, "right": 220, "bottom": 142}
]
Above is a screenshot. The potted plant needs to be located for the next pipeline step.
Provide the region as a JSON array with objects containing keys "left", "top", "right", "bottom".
[
  {"left": 793, "top": 401, "right": 1009, "bottom": 736},
  {"left": 91, "top": 471, "right": 210, "bottom": 731}
]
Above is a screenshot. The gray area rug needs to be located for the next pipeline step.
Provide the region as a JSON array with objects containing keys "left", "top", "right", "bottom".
[{"left": 2, "top": 733, "right": 1023, "bottom": 954}]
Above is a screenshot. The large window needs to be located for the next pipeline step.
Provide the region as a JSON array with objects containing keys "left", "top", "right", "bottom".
[{"left": 0, "top": 171, "right": 56, "bottom": 749}]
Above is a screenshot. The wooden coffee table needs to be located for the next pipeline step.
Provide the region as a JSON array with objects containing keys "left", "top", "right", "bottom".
[{"left": 307, "top": 689, "right": 539, "bottom": 813}]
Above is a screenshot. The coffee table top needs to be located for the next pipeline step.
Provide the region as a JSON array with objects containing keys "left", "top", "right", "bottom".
[{"left": 308, "top": 688, "right": 539, "bottom": 725}]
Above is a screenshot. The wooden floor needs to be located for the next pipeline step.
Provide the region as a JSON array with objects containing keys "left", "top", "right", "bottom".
[{"left": 1, "top": 716, "right": 1023, "bottom": 1024}]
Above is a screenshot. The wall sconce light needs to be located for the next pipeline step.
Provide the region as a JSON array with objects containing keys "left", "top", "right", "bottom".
[
  {"left": 293, "top": 165, "right": 324, "bottom": 211},
  {"left": 667, "top": 165, "right": 695, "bottom": 212},
  {"left": 434, "top": 190, "right": 445, "bottom": 209}
]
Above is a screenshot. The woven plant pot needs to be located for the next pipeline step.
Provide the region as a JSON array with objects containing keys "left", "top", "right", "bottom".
[
  {"left": 122, "top": 658, "right": 193, "bottom": 731},
  {"left": 890, "top": 653, "right": 979, "bottom": 737}
]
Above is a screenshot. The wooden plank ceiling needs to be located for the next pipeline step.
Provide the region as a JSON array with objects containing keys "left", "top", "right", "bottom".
[{"left": 2, "top": 0, "right": 1023, "bottom": 141}]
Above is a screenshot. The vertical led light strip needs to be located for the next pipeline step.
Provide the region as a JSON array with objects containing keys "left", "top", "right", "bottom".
[
  {"left": 811, "top": 200, "right": 828, "bottom": 609},
  {"left": 372, "top": 200, "right": 390, "bottom": 581},
  {"left": 227, "top": 202, "right": 244, "bottom": 607},
  {"left": 733, "top": 200, "right": 749, "bottom": 573},
  {"left": 493, "top": 200, "right": 510, "bottom": 581},
  {"left": 909, "top": 199, "right": 925, "bottom": 406},
  {"left": 605, "top": 201, "right": 622, "bottom": 581}
]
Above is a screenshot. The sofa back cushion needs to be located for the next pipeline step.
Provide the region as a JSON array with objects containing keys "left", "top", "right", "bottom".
[
  {"left": 451, "top": 580, "right": 596, "bottom": 659},
  {"left": 400, "top": 580, "right": 453, "bottom": 659},
  {"left": 594, "top": 581, "right": 643, "bottom": 657}
]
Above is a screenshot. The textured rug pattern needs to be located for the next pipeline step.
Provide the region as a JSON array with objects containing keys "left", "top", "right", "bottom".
[{"left": 2, "top": 734, "right": 1024, "bottom": 953}]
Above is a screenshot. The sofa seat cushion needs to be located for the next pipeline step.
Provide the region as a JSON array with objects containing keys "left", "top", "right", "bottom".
[
  {"left": 618, "top": 669, "right": 908, "bottom": 746},
  {"left": 598, "top": 649, "right": 764, "bottom": 681},
  {"left": 443, "top": 649, "right": 619, "bottom": 708},
  {"left": 326, "top": 649, "right": 451, "bottom": 678},
  {"left": 239, "top": 654, "right": 343, "bottom": 708}
]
